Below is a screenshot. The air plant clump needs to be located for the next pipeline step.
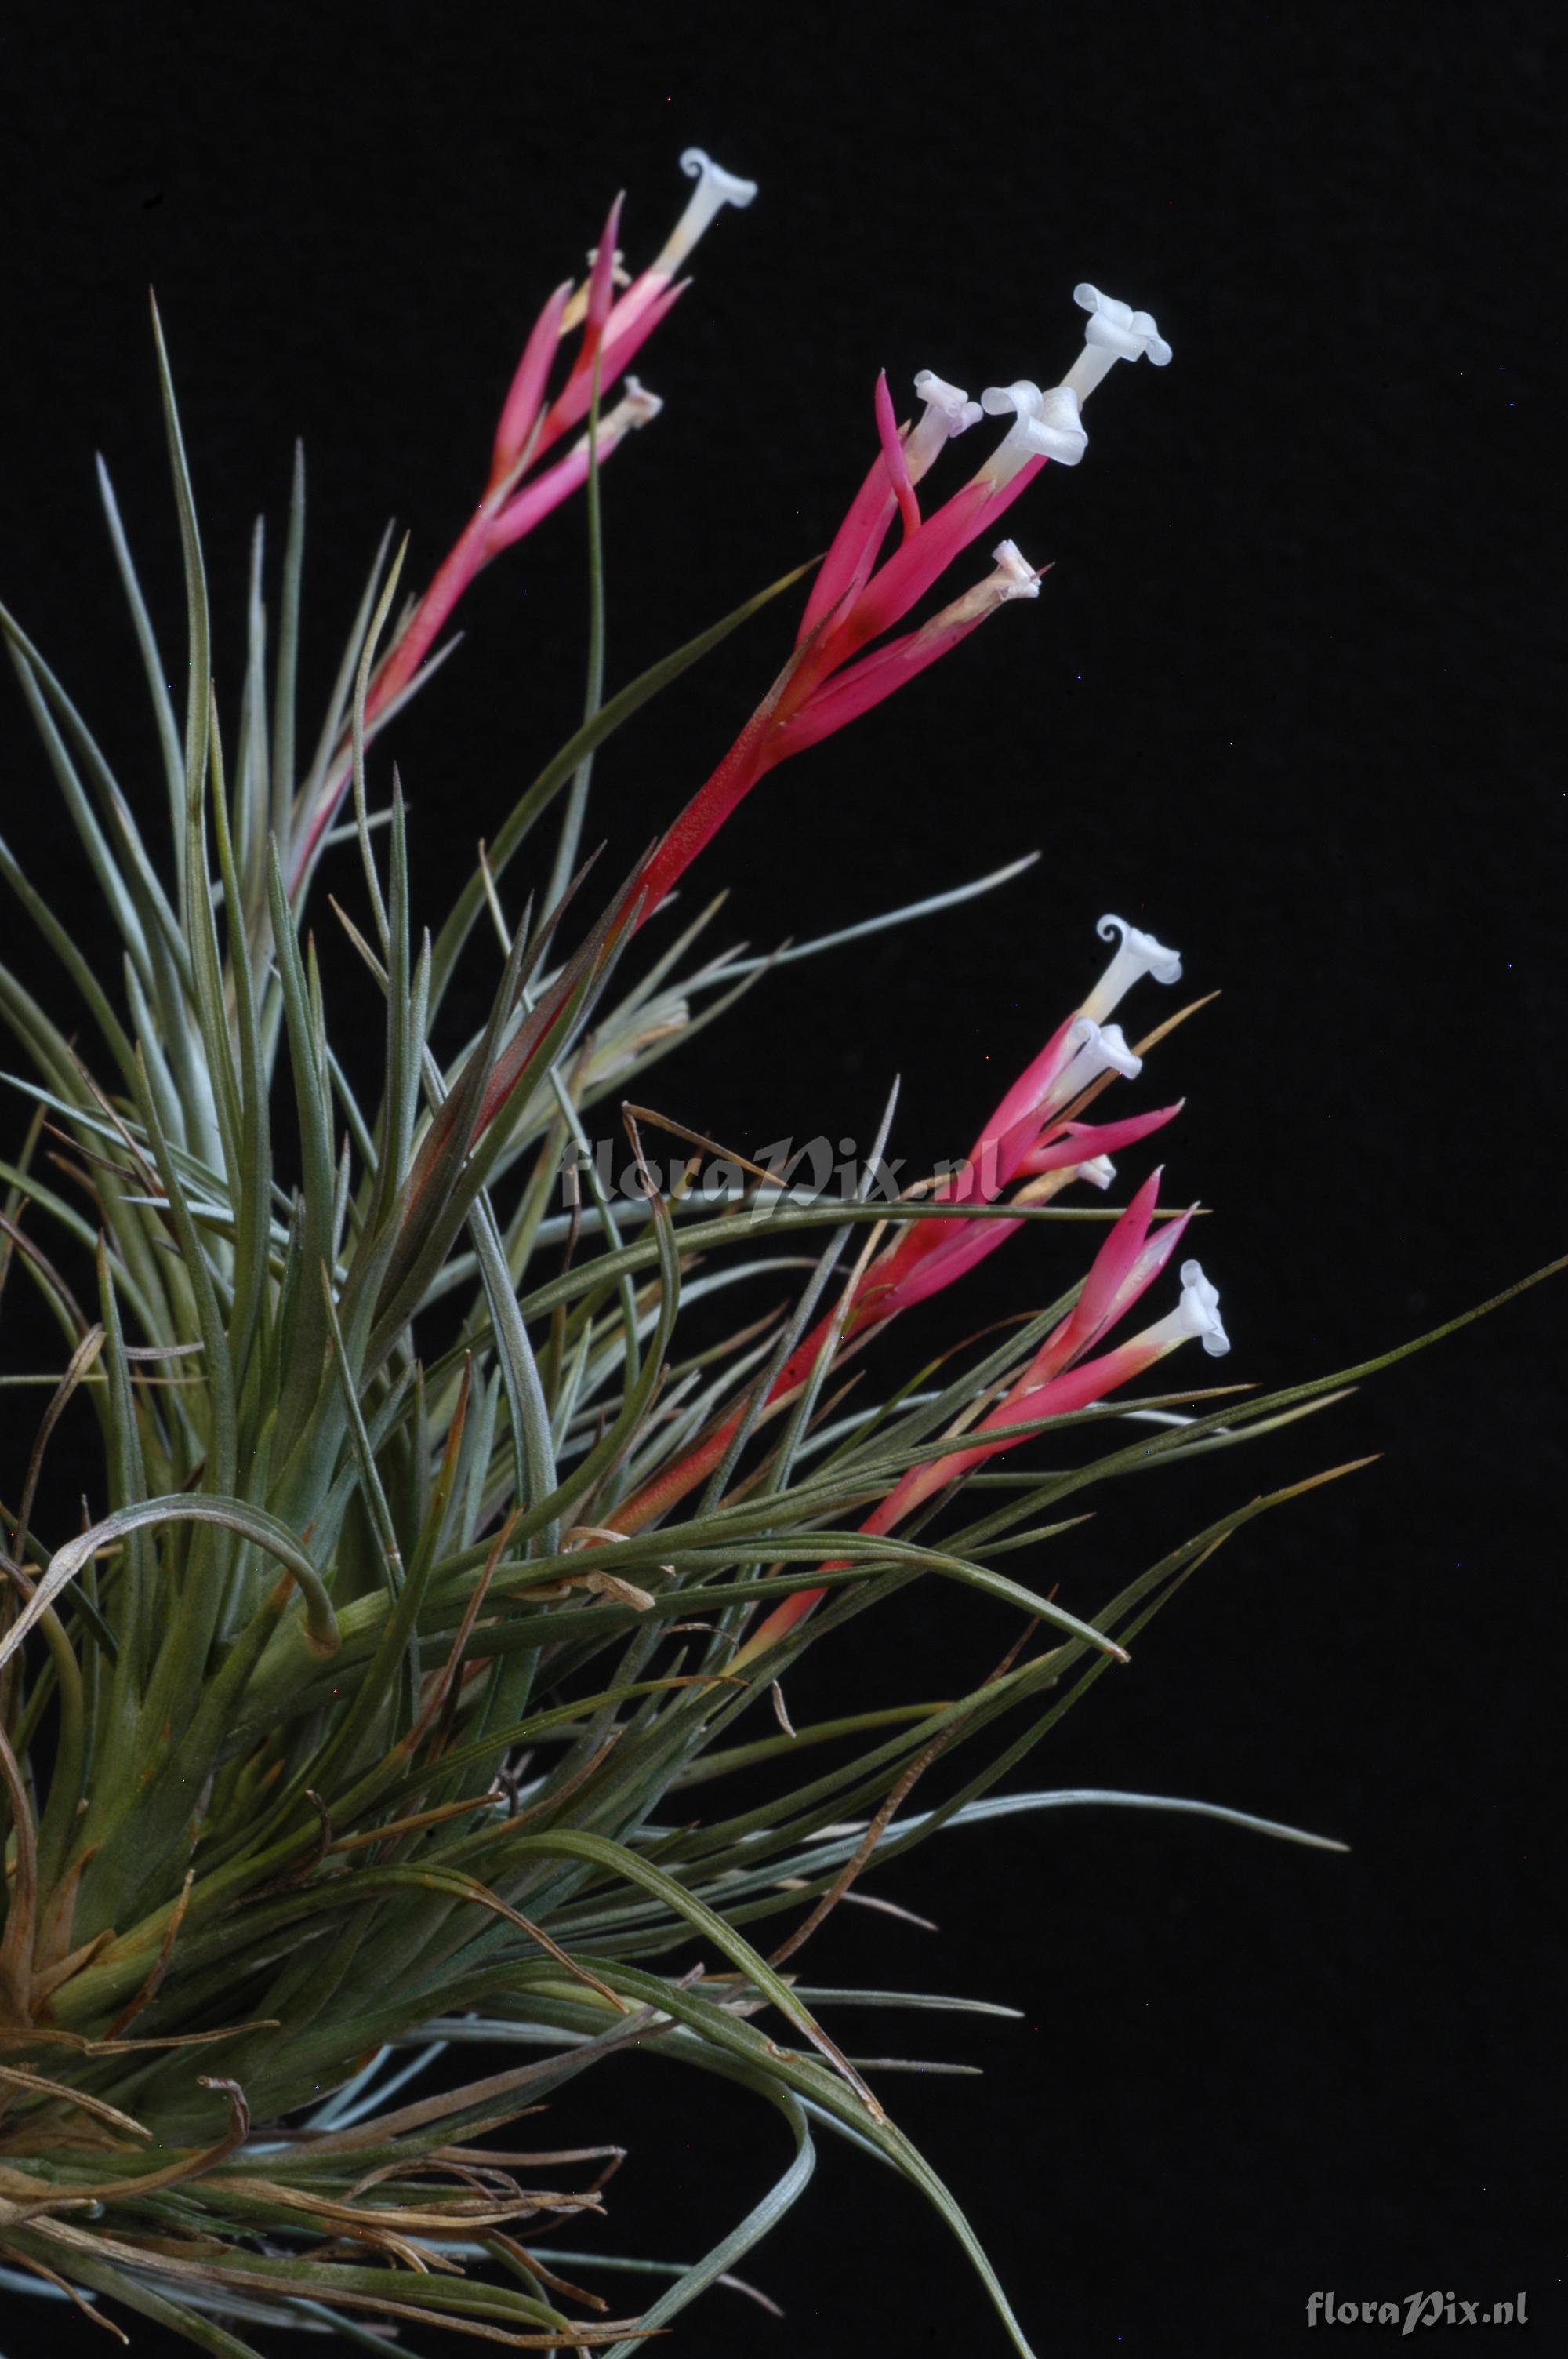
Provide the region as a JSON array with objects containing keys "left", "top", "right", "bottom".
[{"left": 0, "top": 149, "right": 1555, "bottom": 2355}]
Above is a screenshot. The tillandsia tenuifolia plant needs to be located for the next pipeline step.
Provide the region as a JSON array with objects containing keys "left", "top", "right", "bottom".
[{"left": 0, "top": 147, "right": 1560, "bottom": 2356}]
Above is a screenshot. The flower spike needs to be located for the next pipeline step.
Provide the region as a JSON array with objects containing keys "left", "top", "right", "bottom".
[
  {"left": 734, "top": 1180, "right": 1226, "bottom": 1667},
  {"left": 608, "top": 917, "right": 1187, "bottom": 1542},
  {"left": 1061, "top": 284, "right": 1173, "bottom": 402},
  {"left": 635, "top": 282, "right": 1170, "bottom": 919},
  {"left": 286, "top": 153, "right": 750, "bottom": 896}
]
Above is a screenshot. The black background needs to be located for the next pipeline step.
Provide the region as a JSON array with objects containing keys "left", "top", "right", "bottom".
[{"left": 1, "top": 5, "right": 1563, "bottom": 2354}]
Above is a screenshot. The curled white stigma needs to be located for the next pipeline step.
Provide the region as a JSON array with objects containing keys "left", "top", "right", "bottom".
[
  {"left": 1061, "top": 285, "right": 1173, "bottom": 403},
  {"left": 1029, "top": 385, "right": 1088, "bottom": 460},
  {"left": 1174, "top": 1259, "right": 1229, "bottom": 1355},
  {"left": 913, "top": 369, "right": 983, "bottom": 431},
  {"left": 652, "top": 149, "right": 759, "bottom": 278},
  {"left": 906, "top": 368, "right": 984, "bottom": 480},
  {"left": 1079, "top": 914, "right": 1183, "bottom": 1024},
  {"left": 679, "top": 147, "right": 758, "bottom": 202},
  {"left": 978, "top": 380, "right": 1087, "bottom": 482}
]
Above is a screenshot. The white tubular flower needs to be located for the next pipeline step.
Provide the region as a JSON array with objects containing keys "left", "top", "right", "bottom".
[
  {"left": 1053, "top": 1016, "right": 1144, "bottom": 1104},
  {"left": 608, "top": 374, "right": 662, "bottom": 430},
  {"left": 571, "top": 376, "right": 662, "bottom": 460},
  {"left": 986, "top": 538, "right": 1043, "bottom": 599},
  {"left": 914, "top": 369, "right": 982, "bottom": 431},
  {"left": 906, "top": 368, "right": 984, "bottom": 480},
  {"left": 1075, "top": 1153, "right": 1117, "bottom": 1190},
  {"left": 1171, "top": 1259, "right": 1230, "bottom": 1355},
  {"left": 651, "top": 148, "right": 759, "bottom": 278},
  {"left": 978, "top": 379, "right": 1041, "bottom": 475},
  {"left": 1134, "top": 1259, "right": 1231, "bottom": 1358},
  {"left": 978, "top": 380, "right": 1087, "bottom": 483},
  {"left": 1061, "top": 284, "right": 1173, "bottom": 403},
  {"left": 1079, "top": 914, "right": 1183, "bottom": 1024},
  {"left": 924, "top": 538, "right": 1044, "bottom": 633}
]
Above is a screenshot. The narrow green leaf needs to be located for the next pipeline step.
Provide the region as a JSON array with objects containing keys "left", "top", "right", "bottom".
[
  {"left": 0, "top": 1492, "right": 340, "bottom": 1676},
  {"left": 94, "top": 449, "right": 185, "bottom": 827},
  {"left": 271, "top": 438, "right": 306, "bottom": 841}
]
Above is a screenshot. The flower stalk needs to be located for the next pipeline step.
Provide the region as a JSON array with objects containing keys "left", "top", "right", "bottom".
[
  {"left": 733, "top": 1174, "right": 1225, "bottom": 1664},
  {"left": 287, "top": 153, "right": 756, "bottom": 899},
  {"left": 608, "top": 914, "right": 1184, "bottom": 1536},
  {"left": 632, "top": 288, "right": 1173, "bottom": 918}
]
